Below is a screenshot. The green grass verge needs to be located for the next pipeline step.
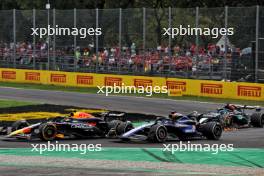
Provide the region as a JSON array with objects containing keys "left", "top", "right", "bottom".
[
  {"left": 0, "top": 99, "right": 36, "bottom": 108},
  {"left": 0, "top": 81, "right": 263, "bottom": 106}
]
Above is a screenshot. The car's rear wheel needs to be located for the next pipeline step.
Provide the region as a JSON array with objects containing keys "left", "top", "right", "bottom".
[
  {"left": 108, "top": 120, "right": 122, "bottom": 129},
  {"left": 148, "top": 124, "right": 167, "bottom": 143},
  {"left": 251, "top": 113, "right": 264, "bottom": 128},
  {"left": 11, "top": 120, "right": 29, "bottom": 132},
  {"left": 39, "top": 123, "right": 57, "bottom": 141},
  {"left": 200, "top": 122, "right": 222, "bottom": 140},
  {"left": 116, "top": 121, "right": 133, "bottom": 135},
  {"left": 107, "top": 120, "right": 123, "bottom": 137}
]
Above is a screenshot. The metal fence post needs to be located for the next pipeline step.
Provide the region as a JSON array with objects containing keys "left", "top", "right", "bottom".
[
  {"left": 255, "top": 5, "right": 259, "bottom": 82},
  {"left": 142, "top": 8, "right": 146, "bottom": 73},
  {"left": 168, "top": 7, "right": 172, "bottom": 73},
  {"left": 47, "top": 7, "right": 50, "bottom": 70},
  {"left": 53, "top": 8, "right": 56, "bottom": 70},
  {"left": 33, "top": 9, "right": 36, "bottom": 69},
  {"left": 143, "top": 8, "right": 146, "bottom": 55},
  {"left": 195, "top": 7, "right": 199, "bottom": 77},
  {"left": 13, "top": 9, "right": 16, "bottom": 68},
  {"left": 74, "top": 8, "right": 77, "bottom": 71},
  {"left": 96, "top": 8, "right": 99, "bottom": 73},
  {"left": 223, "top": 6, "right": 228, "bottom": 80},
  {"left": 119, "top": 8, "right": 122, "bottom": 71}
]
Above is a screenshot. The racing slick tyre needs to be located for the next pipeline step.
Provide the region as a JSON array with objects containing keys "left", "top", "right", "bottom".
[
  {"left": 11, "top": 120, "right": 30, "bottom": 132},
  {"left": 116, "top": 121, "right": 133, "bottom": 135},
  {"left": 107, "top": 120, "right": 123, "bottom": 137},
  {"left": 39, "top": 123, "right": 57, "bottom": 141},
  {"left": 108, "top": 120, "right": 123, "bottom": 129},
  {"left": 200, "top": 122, "right": 222, "bottom": 140},
  {"left": 251, "top": 113, "right": 264, "bottom": 128},
  {"left": 148, "top": 124, "right": 167, "bottom": 143}
]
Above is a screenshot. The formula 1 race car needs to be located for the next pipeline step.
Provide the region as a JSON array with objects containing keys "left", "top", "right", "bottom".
[
  {"left": 191, "top": 104, "right": 263, "bottom": 129},
  {"left": 5, "top": 111, "right": 133, "bottom": 141},
  {"left": 120, "top": 112, "right": 222, "bottom": 143}
]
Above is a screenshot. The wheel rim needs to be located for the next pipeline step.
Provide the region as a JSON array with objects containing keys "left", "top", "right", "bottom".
[
  {"left": 214, "top": 125, "right": 222, "bottom": 138},
  {"left": 44, "top": 126, "right": 56, "bottom": 138},
  {"left": 157, "top": 127, "right": 166, "bottom": 140}
]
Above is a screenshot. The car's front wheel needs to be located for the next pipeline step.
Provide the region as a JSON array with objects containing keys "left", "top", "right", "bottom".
[
  {"left": 39, "top": 123, "right": 57, "bottom": 141},
  {"left": 148, "top": 124, "right": 167, "bottom": 143}
]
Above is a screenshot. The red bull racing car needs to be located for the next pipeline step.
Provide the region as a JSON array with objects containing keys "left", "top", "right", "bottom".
[{"left": 5, "top": 111, "right": 133, "bottom": 141}]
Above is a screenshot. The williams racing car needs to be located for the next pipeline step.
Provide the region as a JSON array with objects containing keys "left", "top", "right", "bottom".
[
  {"left": 190, "top": 104, "right": 264, "bottom": 129},
  {"left": 120, "top": 112, "right": 222, "bottom": 143},
  {"left": 5, "top": 111, "right": 133, "bottom": 141}
]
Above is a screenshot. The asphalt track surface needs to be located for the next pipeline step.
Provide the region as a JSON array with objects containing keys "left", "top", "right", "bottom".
[
  {"left": 0, "top": 87, "right": 263, "bottom": 148},
  {"left": 0, "top": 127, "right": 264, "bottom": 148},
  {"left": 0, "top": 87, "right": 221, "bottom": 116},
  {"left": 0, "top": 87, "right": 264, "bottom": 175}
]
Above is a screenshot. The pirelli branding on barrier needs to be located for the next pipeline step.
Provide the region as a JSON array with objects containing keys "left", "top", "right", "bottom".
[
  {"left": 237, "top": 85, "right": 261, "bottom": 97},
  {"left": 166, "top": 81, "right": 186, "bottom": 92},
  {"left": 201, "top": 83, "right": 223, "bottom": 95},
  {"left": 104, "top": 77, "right": 122, "bottom": 86},
  {"left": 134, "top": 79, "right": 152, "bottom": 88},
  {"left": 25, "top": 72, "right": 40, "bottom": 81},
  {"left": 77, "top": 75, "right": 93, "bottom": 85},
  {"left": 168, "top": 89, "right": 183, "bottom": 96},
  {"left": 50, "top": 74, "right": 66, "bottom": 83},
  {"left": 0, "top": 68, "right": 263, "bottom": 101},
  {"left": 2, "top": 71, "right": 16, "bottom": 80}
]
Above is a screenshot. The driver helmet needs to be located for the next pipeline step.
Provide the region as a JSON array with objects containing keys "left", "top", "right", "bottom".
[{"left": 169, "top": 111, "right": 183, "bottom": 120}]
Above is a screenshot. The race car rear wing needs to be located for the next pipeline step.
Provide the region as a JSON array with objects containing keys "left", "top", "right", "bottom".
[{"left": 101, "top": 111, "right": 127, "bottom": 121}]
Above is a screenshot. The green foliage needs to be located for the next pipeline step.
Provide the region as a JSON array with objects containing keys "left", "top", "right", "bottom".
[
  {"left": 1, "top": 0, "right": 263, "bottom": 10},
  {"left": 0, "top": 0, "right": 262, "bottom": 49}
]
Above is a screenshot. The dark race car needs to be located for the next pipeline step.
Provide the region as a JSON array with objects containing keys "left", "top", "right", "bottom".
[
  {"left": 5, "top": 111, "right": 133, "bottom": 141},
  {"left": 191, "top": 104, "right": 263, "bottom": 129},
  {"left": 120, "top": 112, "right": 222, "bottom": 143}
]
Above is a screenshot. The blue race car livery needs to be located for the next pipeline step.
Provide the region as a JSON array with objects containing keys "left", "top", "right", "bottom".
[{"left": 120, "top": 114, "right": 222, "bottom": 143}]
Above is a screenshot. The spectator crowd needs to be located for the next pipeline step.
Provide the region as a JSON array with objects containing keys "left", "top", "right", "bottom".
[{"left": 0, "top": 40, "right": 238, "bottom": 75}]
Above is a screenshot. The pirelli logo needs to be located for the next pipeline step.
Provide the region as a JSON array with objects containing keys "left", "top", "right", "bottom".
[
  {"left": 201, "top": 83, "right": 223, "bottom": 94},
  {"left": 168, "top": 89, "right": 182, "bottom": 97},
  {"left": 77, "top": 75, "right": 93, "bottom": 85},
  {"left": 134, "top": 79, "right": 153, "bottom": 87},
  {"left": 104, "top": 77, "right": 122, "bottom": 86},
  {"left": 2, "top": 71, "right": 16, "bottom": 80},
  {"left": 25, "top": 72, "right": 40, "bottom": 81},
  {"left": 237, "top": 85, "right": 261, "bottom": 97},
  {"left": 166, "top": 81, "right": 186, "bottom": 92},
  {"left": 50, "top": 74, "right": 66, "bottom": 83}
]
